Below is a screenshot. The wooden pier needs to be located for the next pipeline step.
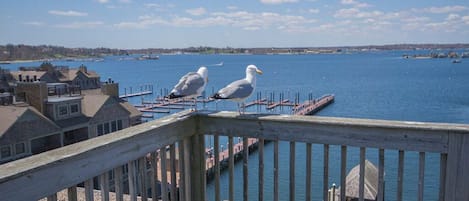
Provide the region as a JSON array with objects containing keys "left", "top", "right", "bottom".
[
  {"left": 119, "top": 90, "right": 153, "bottom": 98},
  {"left": 293, "top": 94, "right": 335, "bottom": 115}
]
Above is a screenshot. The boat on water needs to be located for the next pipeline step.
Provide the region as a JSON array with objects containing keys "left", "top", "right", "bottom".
[
  {"left": 138, "top": 54, "right": 159, "bottom": 60},
  {"left": 452, "top": 59, "right": 462, "bottom": 63}
]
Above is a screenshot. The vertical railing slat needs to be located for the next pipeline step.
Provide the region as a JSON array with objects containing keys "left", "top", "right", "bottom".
[
  {"left": 160, "top": 147, "right": 169, "bottom": 201},
  {"left": 170, "top": 144, "right": 178, "bottom": 201},
  {"left": 214, "top": 135, "right": 220, "bottom": 201},
  {"left": 150, "top": 152, "right": 158, "bottom": 201},
  {"left": 67, "top": 186, "right": 77, "bottom": 201},
  {"left": 139, "top": 157, "right": 148, "bottom": 201},
  {"left": 439, "top": 153, "right": 447, "bottom": 201},
  {"left": 323, "top": 144, "right": 329, "bottom": 201},
  {"left": 397, "top": 150, "right": 404, "bottom": 201},
  {"left": 274, "top": 140, "right": 279, "bottom": 201},
  {"left": 228, "top": 136, "right": 234, "bottom": 201},
  {"left": 128, "top": 161, "right": 137, "bottom": 201},
  {"left": 243, "top": 137, "right": 249, "bottom": 201},
  {"left": 359, "top": 147, "right": 366, "bottom": 201},
  {"left": 378, "top": 149, "right": 385, "bottom": 201},
  {"left": 114, "top": 166, "right": 123, "bottom": 201},
  {"left": 340, "top": 146, "right": 347, "bottom": 201},
  {"left": 418, "top": 152, "right": 425, "bottom": 201},
  {"left": 178, "top": 140, "right": 186, "bottom": 201},
  {"left": 46, "top": 193, "right": 57, "bottom": 201},
  {"left": 100, "top": 172, "right": 110, "bottom": 201},
  {"left": 290, "top": 141, "right": 296, "bottom": 201},
  {"left": 305, "top": 143, "right": 312, "bottom": 201},
  {"left": 84, "top": 178, "right": 94, "bottom": 201},
  {"left": 259, "top": 138, "right": 265, "bottom": 201}
]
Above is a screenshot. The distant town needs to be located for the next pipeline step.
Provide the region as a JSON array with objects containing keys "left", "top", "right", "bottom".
[{"left": 1, "top": 43, "right": 469, "bottom": 62}]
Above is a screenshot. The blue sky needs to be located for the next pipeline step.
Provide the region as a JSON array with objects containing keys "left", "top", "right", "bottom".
[{"left": 1, "top": 0, "right": 468, "bottom": 49}]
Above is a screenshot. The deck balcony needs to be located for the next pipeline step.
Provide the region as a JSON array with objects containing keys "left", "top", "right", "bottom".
[{"left": 1, "top": 110, "right": 468, "bottom": 201}]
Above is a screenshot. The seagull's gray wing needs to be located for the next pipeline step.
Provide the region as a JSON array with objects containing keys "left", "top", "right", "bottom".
[
  {"left": 172, "top": 72, "right": 205, "bottom": 96},
  {"left": 218, "top": 79, "right": 254, "bottom": 99}
]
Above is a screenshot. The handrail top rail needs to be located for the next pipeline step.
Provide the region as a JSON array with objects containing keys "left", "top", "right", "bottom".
[{"left": 197, "top": 110, "right": 469, "bottom": 133}]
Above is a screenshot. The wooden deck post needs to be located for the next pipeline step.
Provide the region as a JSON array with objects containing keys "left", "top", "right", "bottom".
[
  {"left": 184, "top": 134, "right": 206, "bottom": 201},
  {"left": 444, "top": 133, "right": 469, "bottom": 201}
]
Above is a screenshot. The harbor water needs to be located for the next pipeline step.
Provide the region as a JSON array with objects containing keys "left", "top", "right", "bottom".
[{"left": 3, "top": 51, "right": 469, "bottom": 201}]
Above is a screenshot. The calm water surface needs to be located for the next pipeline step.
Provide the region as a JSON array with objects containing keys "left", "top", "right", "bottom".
[{"left": 4, "top": 51, "right": 469, "bottom": 201}]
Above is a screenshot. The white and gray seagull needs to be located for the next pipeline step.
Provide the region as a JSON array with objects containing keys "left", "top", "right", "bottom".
[
  {"left": 211, "top": 64, "right": 263, "bottom": 113},
  {"left": 166, "top": 66, "right": 208, "bottom": 111}
]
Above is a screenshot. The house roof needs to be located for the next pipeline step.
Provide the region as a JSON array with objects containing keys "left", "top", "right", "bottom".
[
  {"left": 81, "top": 94, "right": 110, "bottom": 117},
  {"left": 10, "top": 71, "right": 46, "bottom": 81},
  {"left": 119, "top": 101, "right": 142, "bottom": 118},
  {"left": 59, "top": 69, "right": 99, "bottom": 82},
  {"left": 0, "top": 105, "right": 59, "bottom": 137},
  {"left": 339, "top": 160, "right": 379, "bottom": 200}
]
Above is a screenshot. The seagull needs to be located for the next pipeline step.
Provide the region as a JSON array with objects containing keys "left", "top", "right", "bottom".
[
  {"left": 166, "top": 66, "right": 208, "bottom": 111},
  {"left": 211, "top": 64, "right": 263, "bottom": 114}
]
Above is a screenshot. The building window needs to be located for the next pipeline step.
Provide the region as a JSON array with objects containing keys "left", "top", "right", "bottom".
[
  {"left": 15, "top": 143, "right": 26, "bottom": 155},
  {"left": 58, "top": 105, "right": 68, "bottom": 116},
  {"left": 70, "top": 104, "right": 79, "bottom": 114},
  {"left": 117, "top": 120, "right": 123, "bottom": 130},
  {"left": 1, "top": 146, "right": 11, "bottom": 159},
  {"left": 97, "top": 124, "right": 104, "bottom": 136},
  {"left": 111, "top": 121, "right": 117, "bottom": 132},
  {"left": 104, "top": 122, "right": 110, "bottom": 134}
]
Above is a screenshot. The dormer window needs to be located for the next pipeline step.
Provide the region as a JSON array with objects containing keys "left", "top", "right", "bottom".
[
  {"left": 58, "top": 105, "right": 68, "bottom": 117},
  {"left": 70, "top": 103, "right": 79, "bottom": 114}
]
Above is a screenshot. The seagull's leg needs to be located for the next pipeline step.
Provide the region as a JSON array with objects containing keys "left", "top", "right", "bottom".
[
  {"left": 193, "top": 97, "right": 197, "bottom": 111},
  {"left": 237, "top": 103, "right": 241, "bottom": 114}
]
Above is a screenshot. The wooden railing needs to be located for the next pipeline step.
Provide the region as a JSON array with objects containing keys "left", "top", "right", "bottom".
[{"left": 1, "top": 110, "right": 468, "bottom": 201}]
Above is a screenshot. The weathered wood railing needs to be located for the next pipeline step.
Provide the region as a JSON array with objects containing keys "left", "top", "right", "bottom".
[{"left": 1, "top": 110, "right": 468, "bottom": 201}]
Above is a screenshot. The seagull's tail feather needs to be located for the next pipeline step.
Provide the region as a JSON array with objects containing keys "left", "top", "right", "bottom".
[
  {"left": 165, "top": 93, "right": 184, "bottom": 99},
  {"left": 211, "top": 93, "right": 229, "bottom": 100}
]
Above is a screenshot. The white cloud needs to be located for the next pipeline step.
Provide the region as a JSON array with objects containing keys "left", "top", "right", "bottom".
[
  {"left": 446, "top": 14, "right": 460, "bottom": 21},
  {"left": 260, "top": 0, "right": 298, "bottom": 5},
  {"left": 23, "top": 21, "right": 45, "bottom": 26},
  {"left": 334, "top": 8, "right": 382, "bottom": 18},
  {"left": 96, "top": 0, "right": 109, "bottom": 4},
  {"left": 186, "top": 7, "right": 207, "bottom": 16},
  {"left": 55, "top": 21, "right": 104, "bottom": 29},
  {"left": 309, "top": 9, "right": 320, "bottom": 14},
  {"left": 463, "top": 16, "right": 469, "bottom": 25},
  {"left": 48, "top": 10, "right": 88, "bottom": 17},
  {"left": 144, "top": 3, "right": 160, "bottom": 8},
  {"left": 340, "top": 0, "right": 370, "bottom": 8},
  {"left": 416, "top": 5, "right": 468, "bottom": 14},
  {"left": 227, "top": 6, "right": 238, "bottom": 10}
]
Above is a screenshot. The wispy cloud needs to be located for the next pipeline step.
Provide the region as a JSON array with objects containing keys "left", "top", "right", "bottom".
[
  {"left": 340, "top": 0, "right": 370, "bottom": 8},
  {"left": 260, "top": 0, "right": 298, "bottom": 5},
  {"left": 308, "top": 9, "right": 320, "bottom": 14},
  {"left": 55, "top": 21, "right": 103, "bottom": 29},
  {"left": 48, "top": 10, "right": 88, "bottom": 17},
  {"left": 23, "top": 21, "right": 45, "bottom": 26},
  {"left": 415, "top": 5, "right": 468, "bottom": 14},
  {"left": 96, "top": 0, "right": 109, "bottom": 4},
  {"left": 186, "top": 7, "right": 207, "bottom": 16}
]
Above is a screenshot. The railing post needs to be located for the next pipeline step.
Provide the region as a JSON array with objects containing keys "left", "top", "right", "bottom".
[
  {"left": 445, "top": 133, "right": 469, "bottom": 201},
  {"left": 184, "top": 134, "right": 206, "bottom": 201}
]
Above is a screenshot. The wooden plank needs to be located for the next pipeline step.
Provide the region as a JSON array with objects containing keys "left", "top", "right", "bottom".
[
  {"left": 198, "top": 112, "right": 465, "bottom": 153},
  {"left": 397, "top": 150, "right": 404, "bottom": 201},
  {"left": 0, "top": 111, "right": 196, "bottom": 201},
  {"left": 439, "top": 153, "right": 447, "bottom": 201},
  {"left": 359, "top": 147, "right": 365, "bottom": 201},
  {"left": 378, "top": 149, "right": 385, "bottom": 201},
  {"left": 170, "top": 144, "right": 177, "bottom": 201},
  {"left": 290, "top": 141, "right": 296, "bottom": 201},
  {"left": 114, "top": 166, "right": 123, "bottom": 201},
  {"left": 178, "top": 140, "right": 186, "bottom": 201},
  {"left": 214, "top": 135, "right": 220, "bottom": 201},
  {"left": 139, "top": 157, "right": 148, "bottom": 201},
  {"left": 84, "top": 179, "right": 93, "bottom": 201},
  {"left": 67, "top": 186, "right": 77, "bottom": 201},
  {"left": 274, "top": 140, "right": 279, "bottom": 201},
  {"left": 444, "top": 133, "right": 469, "bottom": 201},
  {"left": 243, "top": 137, "right": 249, "bottom": 201},
  {"left": 418, "top": 152, "right": 425, "bottom": 201},
  {"left": 228, "top": 136, "right": 234, "bottom": 201},
  {"left": 100, "top": 172, "right": 110, "bottom": 201},
  {"left": 340, "top": 146, "right": 347, "bottom": 201},
  {"left": 323, "top": 144, "right": 329, "bottom": 201},
  {"left": 185, "top": 134, "right": 205, "bottom": 201},
  {"left": 305, "top": 143, "right": 312, "bottom": 201},
  {"left": 128, "top": 161, "right": 137, "bottom": 201},
  {"left": 160, "top": 147, "right": 168, "bottom": 201},
  {"left": 259, "top": 138, "right": 265, "bottom": 201},
  {"left": 150, "top": 152, "right": 158, "bottom": 201}
]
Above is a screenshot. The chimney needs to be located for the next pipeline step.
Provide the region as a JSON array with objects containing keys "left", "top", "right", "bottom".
[
  {"left": 79, "top": 65, "right": 87, "bottom": 73},
  {"left": 101, "top": 78, "right": 119, "bottom": 97},
  {"left": 16, "top": 81, "right": 48, "bottom": 114},
  {"left": 18, "top": 74, "right": 22, "bottom": 82}
]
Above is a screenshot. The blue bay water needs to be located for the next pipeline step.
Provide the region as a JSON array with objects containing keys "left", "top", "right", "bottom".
[{"left": 3, "top": 51, "right": 469, "bottom": 201}]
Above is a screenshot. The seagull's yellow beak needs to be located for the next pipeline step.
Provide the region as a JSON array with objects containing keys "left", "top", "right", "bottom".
[{"left": 256, "top": 69, "right": 263, "bottom": 75}]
